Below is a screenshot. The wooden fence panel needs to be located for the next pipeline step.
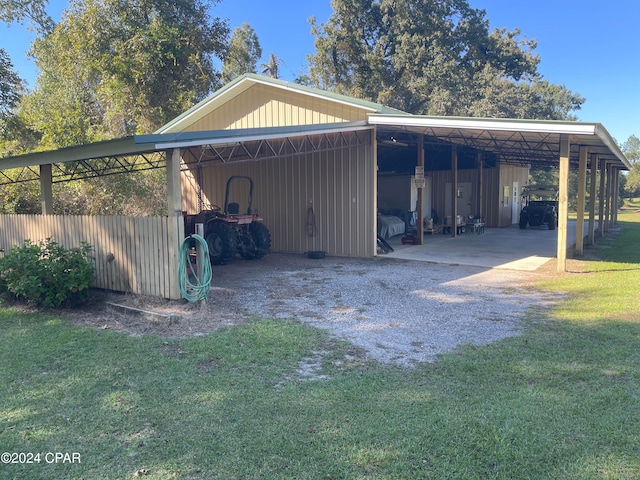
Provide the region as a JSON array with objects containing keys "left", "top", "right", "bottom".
[{"left": 0, "top": 214, "right": 178, "bottom": 299}]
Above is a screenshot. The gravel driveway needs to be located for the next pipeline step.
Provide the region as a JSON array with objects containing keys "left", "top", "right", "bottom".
[{"left": 210, "top": 253, "right": 560, "bottom": 366}]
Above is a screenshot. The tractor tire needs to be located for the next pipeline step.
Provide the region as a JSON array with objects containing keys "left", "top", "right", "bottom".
[
  {"left": 519, "top": 216, "right": 528, "bottom": 229},
  {"left": 249, "top": 221, "right": 271, "bottom": 259},
  {"left": 205, "top": 222, "right": 237, "bottom": 265},
  {"left": 548, "top": 216, "right": 556, "bottom": 230}
]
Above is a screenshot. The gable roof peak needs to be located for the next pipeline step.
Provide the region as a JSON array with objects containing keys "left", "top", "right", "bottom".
[{"left": 156, "top": 73, "right": 405, "bottom": 134}]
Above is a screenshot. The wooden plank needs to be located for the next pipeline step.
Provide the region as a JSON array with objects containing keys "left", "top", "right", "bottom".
[
  {"left": 598, "top": 159, "right": 606, "bottom": 238},
  {"left": 587, "top": 154, "right": 598, "bottom": 246},
  {"left": 151, "top": 217, "right": 162, "bottom": 298},
  {"left": 143, "top": 217, "right": 152, "bottom": 296},
  {"left": 112, "top": 216, "right": 125, "bottom": 292},
  {"left": 557, "top": 135, "right": 570, "bottom": 273},
  {"left": 167, "top": 148, "right": 185, "bottom": 300},
  {"left": 604, "top": 165, "right": 612, "bottom": 232},
  {"left": 124, "top": 216, "right": 137, "bottom": 294},
  {"left": 85, "top": 216, "right": 99, "bottom": 289},
  {"left": 451, "top": 145, "right": 458, "bottom": 238},
  {"left": 103, "top": 216, "right": 116, "bottom": 292},
  {"left": 141, "top": 217, "right": 152, "bottom": 297},
  {"left": 611, "top": 167, "right": 620, "bottom": 227},
  {"left": 39, "top": 167, "right": 54, "bottom": 215},
  {"left": 160, "top": 217, "right": 169, "bottom": 298},
  {"left": 575, "top": 146, "right": 588, "bottom": 256},
  {"left": 142, "top": 217, "right": 156, "bottom": 296},
  {"left": 417, "top": 135, "right": 424, "bottom": 246},
  {"left": 156, "top": 217, "right": 164, "bottom": 298}
]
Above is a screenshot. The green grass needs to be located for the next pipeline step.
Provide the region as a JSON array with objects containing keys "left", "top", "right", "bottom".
[
  {"left": 621, "top": 197, "right": 640, "bottom": 210},
  {"left": 2, "top": 214, "right": 640, "bottom": 479}
]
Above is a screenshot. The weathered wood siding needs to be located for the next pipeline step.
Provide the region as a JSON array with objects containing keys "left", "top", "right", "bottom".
[
  {"left": 0, "top": 215, "right": 181, "bottom": 298},
  {"left": 186, "top": 83, "right": 371, "bottom": 131}
]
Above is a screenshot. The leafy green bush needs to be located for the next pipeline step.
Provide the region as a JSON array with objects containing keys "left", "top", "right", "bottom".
[{"left": 0, "top": 238, "right": 95, "bottom": 307}]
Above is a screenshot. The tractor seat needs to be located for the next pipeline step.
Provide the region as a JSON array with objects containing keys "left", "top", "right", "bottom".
[{"left": 227, "top": 202, "right": 240, "bottom": 214}]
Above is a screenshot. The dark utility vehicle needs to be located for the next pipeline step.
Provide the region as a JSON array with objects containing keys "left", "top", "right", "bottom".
[
  {"left": 186, "top": 176, "right": 271, "bottom": 264},
  {"left": 519, "top": 186, "right": 558, "bottom": 230}
]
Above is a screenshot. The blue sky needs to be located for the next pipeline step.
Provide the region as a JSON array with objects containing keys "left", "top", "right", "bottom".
[{"left": 1, "top": 0, "right": 638, "bottom": 145}]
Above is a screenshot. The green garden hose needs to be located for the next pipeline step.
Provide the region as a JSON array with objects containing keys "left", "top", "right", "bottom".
[{"left": 179, "top": 234, "right": 212, "bottom": 302}]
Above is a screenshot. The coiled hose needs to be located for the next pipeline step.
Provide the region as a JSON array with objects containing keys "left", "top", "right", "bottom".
[{"left": 179, "top": 234, "right": 212, "bottom": 302}]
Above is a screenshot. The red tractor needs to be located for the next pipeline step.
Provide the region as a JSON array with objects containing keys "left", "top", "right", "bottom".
[{"left": 187, "top": 176, "right": 271, "bottom": 265}]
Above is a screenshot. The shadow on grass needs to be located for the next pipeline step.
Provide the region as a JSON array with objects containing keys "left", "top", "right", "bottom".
[{"left": 1, "top": 310, "right": 640, "bottom": 479}]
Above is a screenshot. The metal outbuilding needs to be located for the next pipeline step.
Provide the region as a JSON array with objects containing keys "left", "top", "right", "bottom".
[{"left": 0, "top": 74, "right": 630, "bottom": 299}]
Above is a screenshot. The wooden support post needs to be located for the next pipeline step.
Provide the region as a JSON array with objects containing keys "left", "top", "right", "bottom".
[
  {"left": 557, "top": 135, "right": 570, "bottom": 273},
  {"left": 612, "top": 168, "right": 619, "bottom": 226},
  {"left": 39, "top": 164, "right": 54, "bottom": 215},
  {"left": 417, "top": 135, "right": 425, "bottom": 245},
  {"left": 167, "top": 148, "right": 185, "bottom": 300},
  {"left": 451, "top": 145, "right": 458, "bottom": 238},
  {"left": 477, "top": 151, "right": 484, "bottom": 219},
  {"left": 195, "top": 223, "right": 206, "bottom": 303},
  {"left": 373, "top": 127, "right": 379, "bottom": 256},
  {"left": 587, "top": 154, "right": 598, "bottom": 246},
  {"left": 604, "top": 164, "right": 612, "bottom": 233},
  {"left": 575, "top": 146, "right": 588, "bottom": 256},
  {"left": 598, "top": 159, "right": 606, "bottom": 238}
]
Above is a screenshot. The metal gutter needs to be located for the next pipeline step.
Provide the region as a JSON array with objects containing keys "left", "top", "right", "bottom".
[{"left": 368, "top": 114, "right": 598, "bottom": 135}]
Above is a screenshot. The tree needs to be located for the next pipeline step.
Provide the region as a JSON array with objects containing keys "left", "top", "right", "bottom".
[
  {"left": 622, "top": 135, "right": 639, "bottom": 164},
  {"left": 260, "top": 53, "right": 284, "bottom": 79},
  {"left": 622, "top": 135, "right": 640, "bottom": 198},
  {"left": 308, "top": 0, "right": 583, "bottom": 119},
  {"left": 4, "top": 0, "right": 228, "bottom": 214},
  {"left": 23, "top": 0, "right": 229, "bottom": 144},
  {"left": 0, "top": 48, "right": 36, "bottom": 156},
  {"left": 222, "top": 23, "right": 262, "bottom": 83},
  {"left": 0, "top": 0, "right": 53, "bottom": 32},
  {"left": 0, "top": 48, "right": 23, "bottom": 121}
]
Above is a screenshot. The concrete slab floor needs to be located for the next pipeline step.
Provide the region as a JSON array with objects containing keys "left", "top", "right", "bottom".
[{"left": 381, "top": 221, "right": 587, "bottom": 271}]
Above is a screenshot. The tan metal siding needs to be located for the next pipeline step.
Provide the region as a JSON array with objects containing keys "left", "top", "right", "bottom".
[
  {"left": 429, "top": 166, "right": 511, "bottom": 228},
  {"left": 181, "top": 131, "right": 375, "bottom": 257},
  {"left": 482, "top": 168, "right": 502, "bottom": 227},
  {"left": 430, "top": 168, "right": 478, "bottom": 218},
  {"left": 184, "top": 84, "right": 371, "bottom": 131}
]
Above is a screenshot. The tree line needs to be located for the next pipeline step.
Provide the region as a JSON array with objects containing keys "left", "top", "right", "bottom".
[{"left": 0, "top": 0, "right": 637, "bottom": 214}]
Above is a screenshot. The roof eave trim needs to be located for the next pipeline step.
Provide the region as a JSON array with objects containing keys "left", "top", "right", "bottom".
[
  {"left": 148, "top": 123, "right": 372, "bottom": 150},
  {"left": 245, "top": 75, "right": 383, "bottom": 113},
  {"left": 0, "top": 136, "right": 155, "bottom": 170},
  {"left": 594, "top": 124, "right": 631, "bottom": 169},
  {"left": 368, "top": 114, "right": 598, "bottom": 135}
]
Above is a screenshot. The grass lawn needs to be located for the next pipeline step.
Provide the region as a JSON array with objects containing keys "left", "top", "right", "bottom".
[{"left": 1, "top": 214, "right": 640, "bottom": 479}]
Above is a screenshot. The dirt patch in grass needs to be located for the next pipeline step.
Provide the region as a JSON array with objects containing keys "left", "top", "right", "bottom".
[{"left": 62, "top": 288, "right": 250, "bottom": 337}]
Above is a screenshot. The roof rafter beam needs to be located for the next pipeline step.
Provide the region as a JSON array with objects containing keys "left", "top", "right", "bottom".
[{"left": 180, "top": 130, "right": 371, "bottom": 171}]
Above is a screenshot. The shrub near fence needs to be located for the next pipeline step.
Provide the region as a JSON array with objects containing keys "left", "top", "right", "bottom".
[
  {"left": 0, "top": 215, "right": 182, "bottom": 298},
  {"left": 0, "top": 238, "right": 94, "bottom": 307}
]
